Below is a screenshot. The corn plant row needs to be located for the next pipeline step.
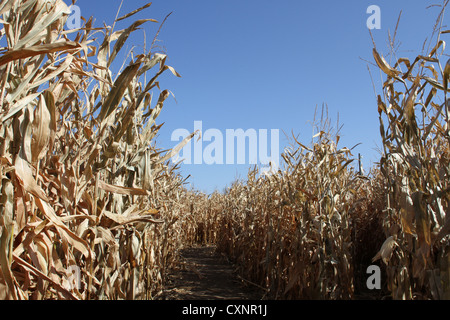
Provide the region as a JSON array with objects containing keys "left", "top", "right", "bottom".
[{"left": 0, "top": 0, "right": 197, "bottom": 300}]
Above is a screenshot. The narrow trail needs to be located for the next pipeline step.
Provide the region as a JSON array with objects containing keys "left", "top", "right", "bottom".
[{"left": 160, "top": 246, "right": 265, "bottom": 300}]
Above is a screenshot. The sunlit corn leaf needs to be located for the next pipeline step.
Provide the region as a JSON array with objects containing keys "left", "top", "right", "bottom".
[
  {"left": 0, "top": 178, "right": 17, "bottom": 299},
  {"left": 31, "top": 94, "right": 51, "bottom": 163},
  {"left": 444, "top": 58, "right": 450, "bottom": 91},
  {"left": 13, "top": 0, "right": 72, "bottom": 49},
  {"left": 373, "top": 48, "right": 401, "bottom": 78},
  {"left": 98, "top": 180, "right": 149, "bottom": 196},
  {"left": 104, "top": 211, "right": 163, "bottom": 227},
  {"left": 116, "top": 2, "right": 154, "bottom": 22},
  {"left": 372, "top": 236, "right": 397, "bottom": 265},
  {"left": 97, "top": 61, "right": 141, "bottom": 123},
  {"left": 0, "top": 41, "right": 82, "bottom": 66},
  {"left": 2, "top": 92, "right": 40, "bottom": 122},
  {"left": 429, "top": 40, "right": 446, "bottom": 58},
  {"left": 34, "top": 197, "right": 91, "bottom": 260},
  {"left": 108, "top": 19, "right": 157, "bottom": 67},
  {"left": 423, "top": 76, "right": 446, "bottom": 91},
  {"left": 15, "top": 152, "right": 49, "bottom": 202},
  {"left": 403, "top": 75, "right": 420, "bottom": 143}
]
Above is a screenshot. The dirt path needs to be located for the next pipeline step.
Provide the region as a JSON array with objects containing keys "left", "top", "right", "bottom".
[{"left": 159, "top": 246, "right": 265, "bottom": 300}]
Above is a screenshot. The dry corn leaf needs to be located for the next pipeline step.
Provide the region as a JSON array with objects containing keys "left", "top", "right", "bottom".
[
  {"left": 98, "top": 61, "right": 141, "bottom": 123},
  {"left": 0, "top": 178, "right": 17, "bottom": 299},
  {"left": 444, "top": 58, "right": 450, "bottom": 91},
  {"left": 0, "top": 41, "right": 82, "bottom": 66},
  {"left": 372, "top": 236, "right": 397, "bottom": 265},
  {"left": 104, "top": 211, "right": 163, "bottom": 227},
  {"left": 12, "top": 253, "right": 78, "bottom": 300},
  {"left": 403, "top": 75, "right": 420, "bottom": 142},
  {"left": 116, "top": 2, "right": 154, "bottom": 22},
  {"left": 423, "top": 76, "right": 446, "bottom": 91},
  {"left": 98, "top": 180, "right": 149, "bottom": 196},
  {"left": 429, "top": 40, "right": 446, "bottom": 58},
  {"left": 413, "top": 192, "right": 431, "bottom": 247},
  {"left": 2, "top": 92, "right": 40, "bottom": 122},
  {"left": 13, "top": 0, "right": 72, "bottom": 49},
  {"left": 108, "top": 19, "right": 157, "bottom": 67},
  {"left": 373, "top": 48, "right": 401, "bottom": 78},
  {"left": 0, "top": 1, "right": 13, "bottom": 15},
  {"left": 34, "top": 197, "right": 91, "bottom": 260},
  {"left": 28, "top": 55, "right": 73, "bottom": 90},
  {"left": 15, "top": 155, "right": 49, "bottom": 202},
  {"left": 157, "top": 131, "right": 197, "bottom": 164},
  {"left": 31, "top": 95, "right": 51, "bottom": 163}
]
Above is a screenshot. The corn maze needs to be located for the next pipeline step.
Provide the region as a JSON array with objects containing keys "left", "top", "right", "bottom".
[{"left": 0, "top": 0, "right": 449, "bottom": 300}]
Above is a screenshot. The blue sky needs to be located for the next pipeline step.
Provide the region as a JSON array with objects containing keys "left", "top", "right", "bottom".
[{"left": 73, "top": 0, "right": 448, "bottom": 194}]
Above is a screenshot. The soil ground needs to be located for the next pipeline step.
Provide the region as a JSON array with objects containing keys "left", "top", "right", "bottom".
[{"left": 158, "top": 245, "right": 266, "bottom": 300}]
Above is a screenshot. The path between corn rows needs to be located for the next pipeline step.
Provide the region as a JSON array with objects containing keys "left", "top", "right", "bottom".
[{"left": 159, "top": 246, "right": 265, "bottom": 300}]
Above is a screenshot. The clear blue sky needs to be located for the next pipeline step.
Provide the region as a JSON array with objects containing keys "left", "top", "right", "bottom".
[{"left": 73, "top": 0, "right": 448, "bottom": 194}]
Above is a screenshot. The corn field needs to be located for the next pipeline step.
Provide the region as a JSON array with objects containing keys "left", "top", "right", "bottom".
[{"left": 0, "top": 0, "right": 450, "bottom": 300}]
